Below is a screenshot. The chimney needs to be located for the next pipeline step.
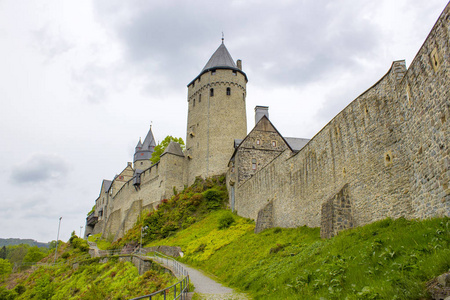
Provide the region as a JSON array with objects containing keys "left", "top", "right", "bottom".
[
  {"left": 236, "top": 59, "right": 242, "bottom": 70},
  {"left": 255, "top": 106, "right": 269, "bottom": 125}
]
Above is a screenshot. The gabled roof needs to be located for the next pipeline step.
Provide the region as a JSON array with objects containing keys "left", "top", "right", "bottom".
[
  {"left": 229, "top": 115, "right": 294, "bottom": 161},
  {"left": 188, "top": 42, "right": 248, "bottom": 86}
]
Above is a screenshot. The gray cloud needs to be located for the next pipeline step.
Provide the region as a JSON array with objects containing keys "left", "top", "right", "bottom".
[
  {"left": 10, "top": 154, "right": 70, "bottom": 185},
  {"left": 91, "top": 1, "right": 380, "bottom": 90}
]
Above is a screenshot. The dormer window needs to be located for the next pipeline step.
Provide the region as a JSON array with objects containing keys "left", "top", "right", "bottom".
[
  {"left": 226, "top": 87, "right": 231, "bottom": 95},
  {"left": 210, "top": 88, "right": 214, "bottom": 97}
]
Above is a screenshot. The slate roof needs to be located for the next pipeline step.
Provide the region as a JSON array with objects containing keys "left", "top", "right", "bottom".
[
  {"left": 142, "top": 126, "right": 156, "bottom": 150},
  {"left": 202, "top": 43, "right": 237, "bottom": 71},
  {"left": 188, "top": 42, "right": 247, "bottom": 86},
  {"left": 102, "top": 180, "right": 112, "bottom": 193},
  {"left": 284, "top": 137, "right": 310, "bottom": 152},
  {"left": 162, "top": 142, "right": 185, "bottom": 157}
]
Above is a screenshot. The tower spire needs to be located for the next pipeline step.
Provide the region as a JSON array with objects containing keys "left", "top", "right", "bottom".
[{"left": 221, "top": 32, "right": 224, "bottom": 44}]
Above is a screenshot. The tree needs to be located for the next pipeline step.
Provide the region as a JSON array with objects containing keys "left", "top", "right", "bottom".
[
  {"left": 22, "top": 246, "right": 46, "bottom": 264},
  {"left": 150, "top": 136, "right": 185, "bottom": 164},
  {"left": 0, "top": 258, "right": 12, "bottom": 280}
]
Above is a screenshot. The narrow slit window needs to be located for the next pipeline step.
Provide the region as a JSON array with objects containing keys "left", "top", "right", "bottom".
[
  {"left": 226, "top": 87, "right": 231, "bottom": 95},
  {"left": 199, "top": 94, "right": 201, "bottom": 103},
  {"left": 272, "top": 141, "right": 277, "bottom": 147},
  {"left": 252, "top": 158, "right": 257, "bottom": 170},
  {"left": 193, "top": 99, "right": 195, "bottom": 107},
  {"left": 256, "top": 139, "right": 260, "bottom": 145},
  {"left": 210, "top": 88, "right": 214, "bottom": 97}
]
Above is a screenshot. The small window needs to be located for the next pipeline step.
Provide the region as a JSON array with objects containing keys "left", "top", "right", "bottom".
[
  {"left": 211, "top": 69, "right": 216, "bottom": 75},
  {"left": 231, "top": 162, "right": 235, "bottom": 173},
  {"left": 192, "top": 82, "right": 195, "bottom": 88},
  {"left": 193, "top": 99, "right": 195, "bottom": 107},
  {"left": 140, "top": 162, "right": 143, "bottom": 165},
  {"left": 232, "top": 70, "right": 237, "bottom": 76},
  {"left": 272, "top": 141, "right": 277, "bottom": 147},
  {"left": 210, "top": 88, "right": 214, "bottom": 97},
  {"left": 252, "top": 158, "right": 257, "bottom": 170},
  {"left": 226, "top": 87, "right": 231, "bottom": 95},
  {"left": 243, "top": 93, "right": 245, "bottom": 101},
  {"left": 256, "top": 139, "right": 260, "bottom": 145},
  {"left": 199, "top": 94, "right": 201, "bottom": 103},
  {"left": 198, "top": 77, "right": 201, "bottom": 82}
]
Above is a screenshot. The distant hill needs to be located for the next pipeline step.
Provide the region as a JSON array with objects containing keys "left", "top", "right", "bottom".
[{"left": 0, "top": 238, "right": 49, "bottom": 248}]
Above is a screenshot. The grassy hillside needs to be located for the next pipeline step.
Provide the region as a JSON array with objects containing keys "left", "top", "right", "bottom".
[
  {"left": 149, "top": 210, "right": 449, "bottom": 299},
  {"left": 0, "top": 235, "right": 176, "bottom": 300}
]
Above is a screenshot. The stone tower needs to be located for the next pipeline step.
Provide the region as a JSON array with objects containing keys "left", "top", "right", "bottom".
[
  {"left": 133, "top": 126, "right": 156, "bottom": 170},
  {"left": 185, "top": 41, "right": 248, "bottom": 184}
]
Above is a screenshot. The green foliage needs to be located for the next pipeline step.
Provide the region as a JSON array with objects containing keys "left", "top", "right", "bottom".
[
  {"left": 87, "top": 233, "right": 111, "bottom": 250},
  {"left": 68, "top": 235, "right": 89, "bottom": 253},
  {"left": 0, "top": 244, "right": 177, "bottom": 300},
  {"left": 0, "top": 258, "right": 12, "bottom": 279},
  {"left": 218, "top": 212, "right": 235, "bottom": 229},
  {"left": 111, "top": 176, "right": 228, "bottom": 249},
  {"left": 153, "top": 213, "right": 450, "bottom": 299},
  {"left": 150, "top": 135, "right": 185, "bottom": 164},
  {"left": 87, "top": 205, "right": 95, "bottom": 216},
  {"left": 22, "top": 246, "right": 46, "bottom": 264}
]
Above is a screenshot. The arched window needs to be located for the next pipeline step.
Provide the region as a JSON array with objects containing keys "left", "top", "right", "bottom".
[
  {"left": 226, "top": 87, "right": 231, "bottom": 95},
  {"left": 210, "top": 88, "right": 214, "bottom": 97}
]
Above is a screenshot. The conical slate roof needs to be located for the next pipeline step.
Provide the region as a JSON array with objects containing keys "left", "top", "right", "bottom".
[
  {"left": 202, "top": 43, "right": 237, "bottom": 72},
  {"left": 142, "top": 126, "right": 156, "bottom": 150},
  {"left": 135, "top": 138, "right": 143, "bottom": 149},
  {"left": 187, "top": 41, "right": 247, "bottom": 86}
]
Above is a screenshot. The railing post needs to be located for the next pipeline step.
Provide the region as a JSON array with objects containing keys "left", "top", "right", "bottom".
[{"left": 174, "top": 285, "right": 177, "bottom": 298}]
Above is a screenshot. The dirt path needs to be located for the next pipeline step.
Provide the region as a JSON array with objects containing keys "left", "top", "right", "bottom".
[{"left": 149, "top": 255, "right": 250, "bottom": 300}]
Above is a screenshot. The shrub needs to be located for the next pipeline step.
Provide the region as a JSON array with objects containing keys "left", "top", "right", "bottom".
[
  {"left": 218, "top": 213, "right": 235, "bottom": 229},
  {"left": 203, "top": 189, "right": 226, "bottom": 210}
]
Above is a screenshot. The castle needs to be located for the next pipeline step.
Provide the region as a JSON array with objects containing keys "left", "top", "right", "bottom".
[{"left": 86, "top": 3, "right": 449, "bottom": 240}]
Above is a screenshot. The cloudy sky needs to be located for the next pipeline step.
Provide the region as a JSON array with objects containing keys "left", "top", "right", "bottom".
[{"left": 0, "top": 0, "right": 448, "bottom": 243}]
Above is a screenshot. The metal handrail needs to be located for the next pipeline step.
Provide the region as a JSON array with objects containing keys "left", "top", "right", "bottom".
[{"left": 130, "top": 251, "right": 189, "bottom": 300}]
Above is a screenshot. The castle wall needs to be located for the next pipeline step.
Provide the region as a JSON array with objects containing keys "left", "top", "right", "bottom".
[
  {"left": 101, "top": 151, "right": 187, "bottom": 239},
  {"left": 186, "top": 69, "right": 247, "bottom": 184},
  {"left": 236, "top": 5, "right": 449, "bottom": 233}
]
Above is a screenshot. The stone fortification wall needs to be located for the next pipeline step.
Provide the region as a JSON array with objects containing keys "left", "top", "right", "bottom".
[
  {"left": 236, "top": 5, "right": 449, "bottom": 234},
  {"left": 102, "top": 151, "right": 186, "bottom": 239}
]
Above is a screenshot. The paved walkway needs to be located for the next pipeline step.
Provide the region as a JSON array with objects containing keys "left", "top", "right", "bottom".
[{"left": 149, "top": 255, "right": 250, "bottom": 300}]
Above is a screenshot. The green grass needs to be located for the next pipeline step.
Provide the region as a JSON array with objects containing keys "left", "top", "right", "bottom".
[
  {"left": 152, "top": 212, "right": 450, "bottom": 299},
  {"left": 88, "top": 233, "right": 111, "bottom": 250},
  {"left": 1, "top": 241, "right": 177, "bottom": 299}
]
